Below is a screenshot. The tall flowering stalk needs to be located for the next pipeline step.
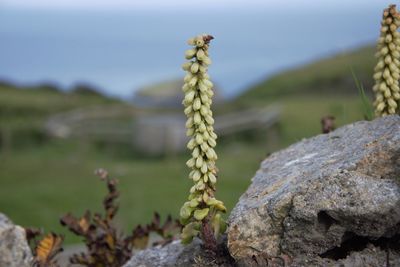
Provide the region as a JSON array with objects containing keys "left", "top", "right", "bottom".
[
  {"left": 179, "top": 34, "right": 226, "bottom": 251},
  {"left": 373, "top": 4, "right": 400, "bottom": 116}
]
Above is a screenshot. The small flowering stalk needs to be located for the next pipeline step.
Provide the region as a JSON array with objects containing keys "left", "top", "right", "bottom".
[
  {"left": 373, "top": 4, "right": 400, "bottom": 116},
  {"left": 179, "top": 34, "right": 226, "bottom": 252}
]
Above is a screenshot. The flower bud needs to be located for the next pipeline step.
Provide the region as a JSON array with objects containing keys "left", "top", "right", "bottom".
[
  {"left": 196, "top": 49, "right": 206, "bottom": 60},
  {"left": 200, "top": 105, "right": 209, "bottom": 116},
  {"left": 193, "top": 98, "right": 201, "bottom": 111},
  {"left": 198, "top": 122, "right": 207, "bottom": 132},
  {"left": 185, "top": 117, "right": 193, "bottom": 128},
  {"left": 184, "top": 73, "right": 193, "bottom": 83},
  {"left": 202, "top": 57, "right": 212, "bottom": 65},
  {"left": 186, "top": 158, "right": 195, "bottom": 168},
  {"left": 200, "top": 142, "right": 209, "bottom": 152},
  {"left": 196, "top": 156, "right": 203, "bottom": 168},
  {"left": 186, "top": 128, "right": 194, "bottom": 137},
  {"left": 205, "top": 115, "right": 214, "bottom": 125},
  {"left": 385, "top": 55, "right": 392, "bottom": 64},
  {"left": 201, "top": 163, "right": 208, "bottom": 174},
  {"left": 190, "top": 62, "right": 200, "bottom": 74},
  {"left": 193, "top": 112, "right": 201, "bottom": 125},
  {"left": 388, "top": 98, "right": 398, "bottom": 108},
  {"left": 187, "top": 138, "right": 196, "bottom": 150},
  {"left": 195, "top": 38, "right": 205, "bottom": 47},
  {"left": 196, "top": 134, "right": 203, "bottom": 145},
  {"left": 185, "top": 49, "right": 197, "bottom": 59},
  {"left": 381, "top": 46, "right": 389, "bottom": 55},
  {"left": 206, "top": 148, "right": 215, "bottom": 160},
  {"left": 182, "top": 62, "right": 192, "bottom": 71},
  {"left": 198, "top": 81, "right": 208, "bottom": 92},
  {"left": 184, "top": 105, "right": 193, "bottom": 115},
  {"left": 192, "top": 147, "right": 200, "bottom": 158},
  {"left": 189, "top": 76, "right": 198, "bottom": 87},
  {"left": 208, "top": 138, "right": 216, "bottom": 148},
  {"left": 184, "top": 90, "right": 195, "bottom": 103},
  {"left": 386, "top": 33, "right": 393, "bottom": 43},
  {"left": 208, "top": 173, "right": 217, "bottom": 184},
  {"left": 195, "top": 180, "right": 205, "bottom": 190},
  {"left": 187, "top": 38, "right": 196, "bottom": 46},
  {"left": 182, "top": 83, "right": 190, "bottom": 92},
  {"left": 192, "top": 170, "right": 201, "bottom": 182},
  {"left": 203, "top": 131, "right": 210, "bottom": 141},
  {"left": 199, "top": 65, "right": 207, "bottom": 73}
]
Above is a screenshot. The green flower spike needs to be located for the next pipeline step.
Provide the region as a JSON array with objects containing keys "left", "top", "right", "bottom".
[
  {"left": 373, "top": 4, "right": 400, "bottom": 116},
  {"left": 180, "top": 34, "right": 226, "bottom": 251}
]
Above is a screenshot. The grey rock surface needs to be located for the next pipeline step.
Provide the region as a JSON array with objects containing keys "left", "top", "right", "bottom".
[
  {"left": 122, "top": 239, "right": 202, "bottom": 267},
  {"left": 123, "top": 238, "right": 234, "bottom": 267},
  {"left": 228, "top": 115, "right": 400, "bottom": 266},
  {"left": 0, "top": 213, "right": 33, "bottom": 267}
]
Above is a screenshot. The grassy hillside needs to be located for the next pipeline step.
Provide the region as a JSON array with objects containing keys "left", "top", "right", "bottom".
[
  {"left": 239, "top": 46, "right": 375, "bottom": 104},
  {"left": 0, "top": 83, "right": 119, "bottom": 127},
  {"left": 0, "top": 83, "right": 125, "bottom": 148}
]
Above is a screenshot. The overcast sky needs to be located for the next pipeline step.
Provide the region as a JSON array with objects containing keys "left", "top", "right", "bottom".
[{"left": 1, "top": 0, "right": 389, "bottom": 10}]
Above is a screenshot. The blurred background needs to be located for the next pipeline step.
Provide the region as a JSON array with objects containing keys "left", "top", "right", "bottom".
[{"left": 0, "top": 0, "right": 392, "bottom": 242}]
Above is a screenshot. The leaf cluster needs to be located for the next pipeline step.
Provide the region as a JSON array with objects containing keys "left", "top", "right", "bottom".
[{"left": 59, "top": 168, "right": 181, "bottom": 267}]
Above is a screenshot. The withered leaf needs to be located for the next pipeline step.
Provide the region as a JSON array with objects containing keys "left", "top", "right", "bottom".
[
  {"left": 25, "top": 227, "right": 42, "bottom": 244},
  {"left": 35, "top": 233, "right": 64, "bottom": 266},
  {"left": 131, "top": 224, "right": 149, "bottom": 249}
]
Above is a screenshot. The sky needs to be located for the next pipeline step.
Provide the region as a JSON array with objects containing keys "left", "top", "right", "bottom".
[
  {"left": 0, "top": 0, "right": 390, "bottom": 11},
  {"left": 0, "top": 0, "right": 394, "bottom": 98}
]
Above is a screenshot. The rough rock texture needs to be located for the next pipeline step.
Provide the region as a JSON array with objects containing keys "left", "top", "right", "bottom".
[
  {"left": 0, "top": 213, "right": 33, "bottom": 267},
  {"left": 228, "top": 115, "right": 400, "bottom": 266},
  {"left": 123, "top": 239, "right": 201, "bottom": 267},
  {"left": 123, "top": 238, "right": 234, "bottom": 267}
]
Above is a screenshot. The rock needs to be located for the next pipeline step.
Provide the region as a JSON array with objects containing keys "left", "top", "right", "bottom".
[
  {"left": 123, "top": 239, "right": 201, "bottom": 267},
  {"left": 228, "top": 115, "right": 400, "bottom": 266},
  {"left": 123, "top": 238, "right": 234, "bottom": 267},
  {"left": 0, "top": 213, "right": 33, "bottom": 267}
]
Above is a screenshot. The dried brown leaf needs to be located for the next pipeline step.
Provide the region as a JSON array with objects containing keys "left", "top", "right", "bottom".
[{"left": 34, "top": 233, "right": 64, "bottom": 267}]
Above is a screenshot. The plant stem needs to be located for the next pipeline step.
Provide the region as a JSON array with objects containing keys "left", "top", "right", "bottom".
[{"left": 201, "top": 217, "right": 217, "bottom": 253}]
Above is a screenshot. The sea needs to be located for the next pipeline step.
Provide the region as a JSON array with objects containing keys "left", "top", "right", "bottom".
[{"left": 0, "top": 4, "right": 385, "bottom": 99}]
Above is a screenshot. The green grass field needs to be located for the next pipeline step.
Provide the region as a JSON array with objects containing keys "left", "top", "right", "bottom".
[{"left": 0, "top": 45, "right": 376, "bottom": 243}]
